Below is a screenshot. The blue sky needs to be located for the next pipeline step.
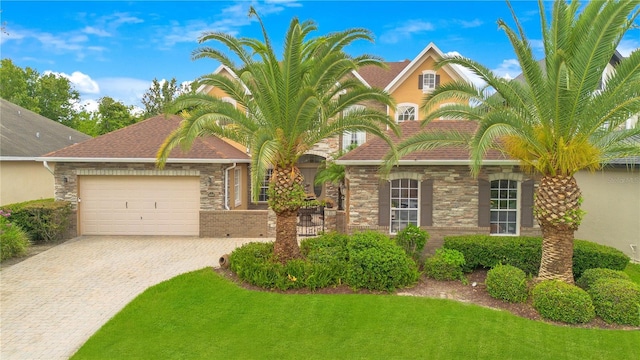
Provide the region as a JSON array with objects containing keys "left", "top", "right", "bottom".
[{"left": 1, "top": 0, "right": 639, "bottom": 112}]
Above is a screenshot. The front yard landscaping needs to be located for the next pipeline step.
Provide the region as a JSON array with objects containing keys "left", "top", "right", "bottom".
[
  {"left": 72, "top": 266, "right": 639, "bottom": 360},
  {"left": 72, "top": 231, "right": 639, "bottom": 359}
]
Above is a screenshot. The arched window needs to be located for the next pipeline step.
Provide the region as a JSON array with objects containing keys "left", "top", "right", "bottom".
[{"left": 396, "top": 103, "right": 418, "bottom": 123}]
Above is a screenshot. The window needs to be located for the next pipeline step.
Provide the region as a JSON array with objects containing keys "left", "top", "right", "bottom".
[
  {"left": 234, "top": 168, "right": 241, "bottom": 206},
  {"left": 419, "top": 70, "right": 439, "bottom": 93},
  {"left": 423, "top": 73, "right": 436, "bottom": 90},
  {"left": 258, "top": 169, "right": 273, "bottom": 202},
  {"left": 342, "top": 105, "right": 366, "bottom": 150},
  {"left": 390, "top": 179, "right": 419, "bottom": 233},
  {"left": 396, "top": 103, "right": 417, "bottom": 123},
  {"left": 490, "top": 179, "right": 518, "bottom": 235}
]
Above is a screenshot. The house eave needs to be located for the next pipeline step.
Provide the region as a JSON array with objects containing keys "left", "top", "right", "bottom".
[
  {"left": 35, "top": 157, "right": 251, "bottom": 164},
  {"left": 335, "top": 159, "right": 519, "bottom": 166},
  {"left": 0, "top": 156, "right": 39, "bottom": 161}
]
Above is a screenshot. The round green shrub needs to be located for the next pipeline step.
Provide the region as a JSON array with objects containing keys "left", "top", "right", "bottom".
[
  {"left": 588, "top": 279, "right": 640, "bottom": 326},
  {"left": 532, "top": 280, "right": 595, "bottom": 324},
  {"left": 576, "top": 268, "right": 631, "bottom": 291},
  {"left": 0, "top": 211, "right": 30, "bottom": 261},
  {"left": 345, "top": 231, "right": 419, "bottom": 292},
  {"left": 424, "top": 248, "right": 466, "bottom": 281},
  {"left": 485, "top": 264, "right": 528, "bottom": 303},
  {"left": 394, "top": 224, "right": 429, "bottom": 261}
]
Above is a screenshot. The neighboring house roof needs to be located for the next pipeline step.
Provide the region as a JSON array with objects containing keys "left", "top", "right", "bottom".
[
  {"left": 0, "top": 98, "right": 91, "bottom": 159},
  {"left": 41, "top": 114, "right": 251, "bottom": 163},
  {"left": 336, "top": 120, "right": 515, "bottom": 166}
]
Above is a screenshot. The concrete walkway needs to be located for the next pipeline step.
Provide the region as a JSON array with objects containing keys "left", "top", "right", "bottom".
[{"left": 0, "top": 236, "right": 272, "bottom": 360}]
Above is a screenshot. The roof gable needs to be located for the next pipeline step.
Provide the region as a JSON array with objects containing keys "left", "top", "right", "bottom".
[
  {"left": 0, "top": 99, "right": 91, "bottom": 158},
  {"left": 383, "top": 42, "right": 470, "bottom": 94},
  {"left": 42, "top": 114, "right": 250, "bottom": 163}
]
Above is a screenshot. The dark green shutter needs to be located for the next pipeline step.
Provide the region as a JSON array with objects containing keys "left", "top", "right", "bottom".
[
  {"left": 378, "top": 181, "right": 390, "bottom": 226},
  {"left": 420, "top": 179, "right": 433, "bottom": 226},
  {"left": 521, "top": 180, "right": 534, "bottom": 227},
  {"left": 418, "top": 75, "right": 423, "bottom": 90},
  {"left": 435, "top": 75, "right": 441, "bottom": 86},
  {"left": 478, "top": 179, "right": 490, "bottom": 227}
]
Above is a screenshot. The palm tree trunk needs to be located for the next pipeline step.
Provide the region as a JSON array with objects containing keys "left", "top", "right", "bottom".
[
  {"left": 534, "top": 175, "right": 582, "bottom": 284},
  {"left": 270, "top": 165, "right": 305, "bottom": 263},
  {"left": 274, "top": 210, "right": 301, "bottom": 262}
]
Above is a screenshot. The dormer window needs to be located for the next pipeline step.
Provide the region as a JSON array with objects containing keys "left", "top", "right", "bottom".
[
  {"left": 419, "top": 70, "right": 440, "bottom": 93},
  {"left": 396, "top": 103, "right": 418, "bottom": 123}
]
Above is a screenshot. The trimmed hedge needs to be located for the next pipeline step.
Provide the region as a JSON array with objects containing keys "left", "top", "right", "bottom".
[
  {"left": 1, "top": 199, "right": 71, "bottom": 242},
  {"left": 485, "top": 264, "right": 529, "bottom": 303},
  {"left": 229, "top": 232, "right": 419, "bottom": 292},
  {"left": 576, "top": 268, "right": 631, "bottom": 291},
  {"left": 588, "top": 279, "right": 640, "bottom": 326},
  {"left": 532, "top": 280, "right": 595, "bottom": 324},
  {"left": 423, "top": 248, "right": 465, "bottom": 281},
  {"left": 443, "top": 235, "right": 629, "bottom": 278},
  {"left": 346, "top": 232, "right": 420, "bottom": 292}
]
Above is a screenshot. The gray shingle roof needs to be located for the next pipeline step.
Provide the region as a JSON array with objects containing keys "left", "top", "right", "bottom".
[{"left": 0, "top": 98, "right": 92, "bottom": 158}]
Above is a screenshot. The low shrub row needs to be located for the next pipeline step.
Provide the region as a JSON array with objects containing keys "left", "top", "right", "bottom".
[
  {"left": 230, "top": 231, "right": 419, "bottom": 292},
  {"left": 1, "top": 199, "right": 71, "bottom": 243},
  {"left": 532, "top": 280, "right": 595, "bottom": 324},
  {"left": 443, "top": 235, "right": 629, "bottom": 278},
  {"left": 424, "top": 248, "right": 465, "bottom": 281},
  {"left": 0, "top": 209, "right": 30, "bottom": 261},
  {"left": 485, "top": 264, "right": 528, "bottom": 303}
]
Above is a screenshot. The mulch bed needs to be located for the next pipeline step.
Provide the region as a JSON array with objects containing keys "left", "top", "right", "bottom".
[{"left": 215, "top": 267, "right": 639, "bottom": 331}]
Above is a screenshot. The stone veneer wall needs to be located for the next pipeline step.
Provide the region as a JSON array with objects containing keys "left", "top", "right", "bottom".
[
  {"left": 53, "top": 162, "right": 227, "bottom": 211},
  {"left": 200, "top": 210, "right": 269, "bottom": 237},
  {"left": 345, "top": 164, "right": 540, "bottom": 238}
]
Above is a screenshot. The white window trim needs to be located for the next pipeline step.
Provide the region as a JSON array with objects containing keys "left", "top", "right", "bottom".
[
  {"left": 389, "top": 178, "right": 420, "bottom": 234},
  {"left": 257, "top": 168, "right": 273, "bottom": 203},
  {"left": 234, "top": 168, "right": 241, "bottom": 206},
  {"left": 221, "top": 97, "right": 237, "bottom": 107},
  {"left": 422, "top": 70, "right": 437, "bottom": 93},
  {"left": 488, "top": 175, "right": 522, "bottom": 237},
  {"left": 342, "top": 105, "right": 367, "bottom": 150},
  {"left": 396, "top": 103, "right": 418, "bottom": 123}
]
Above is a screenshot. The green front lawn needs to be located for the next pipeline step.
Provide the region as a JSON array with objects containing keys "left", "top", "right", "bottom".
[
  {"left": 624, "top": 262, "right": 640, "bottom": 284},
  {"left": 72, "top": 268, "right": 639, "bottom": 360}
]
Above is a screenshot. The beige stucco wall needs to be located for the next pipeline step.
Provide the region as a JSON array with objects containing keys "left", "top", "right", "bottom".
[
  {"left": 575, "top": 168, "right": 640, "bottom": 262},
  {"left": 0, "top": 161, "right": 54, "bottom": 205}
]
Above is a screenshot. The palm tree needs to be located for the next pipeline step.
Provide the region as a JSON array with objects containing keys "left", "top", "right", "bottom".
[
  {"left": 387, "top": 0, "right": 640, "bottom": 283},
  {"left": 157, "top": 9, "right": 398, "bottom": 262}
]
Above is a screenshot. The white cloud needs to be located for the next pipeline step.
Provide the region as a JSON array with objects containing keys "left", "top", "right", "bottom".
[
  {"left": 492, "top": 59, "right": 522, "bottom": 80},
  {"left": 96, "top": 77, "right": 153, "bottom": 108},
  {"left": 455, "top": 19, "right": 483, "bottom": 28},
  {"left": 83, "top": 26, "right": 110, "bottom": 37},
  {"left": 43, "top": 70, "right": 100, "bottom": 94},
  {"left": 161, "top": 0, "right": 301, "bottom": 47},
  {"left": 380, "top": 20, "right": 435, "bottom": 44},
  {"left": 617, "top": 39, "right": 639, "bottom": 57},
  {"left": 74, "top": 99, "right": 99, "bottom": 113}
]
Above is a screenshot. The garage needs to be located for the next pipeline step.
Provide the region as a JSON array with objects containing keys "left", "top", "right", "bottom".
[{"left": 79, "top": 176, "right": 200, "bottom": 236}]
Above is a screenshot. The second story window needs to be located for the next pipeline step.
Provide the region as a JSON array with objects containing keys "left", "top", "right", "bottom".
[
  {"left": 396, "top": 103, "right": 417, "bottom": 123},
  {"left": 419, "top": 70, "right": 440, "bottom": 93}
]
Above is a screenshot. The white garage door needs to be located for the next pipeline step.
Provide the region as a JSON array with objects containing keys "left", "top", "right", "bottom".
[{"left": 79, "top": 176, "right": 200, "bottom": 236}]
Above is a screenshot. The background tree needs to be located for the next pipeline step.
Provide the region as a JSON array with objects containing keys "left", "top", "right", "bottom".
[
  {"left": 387, "top": 0, "right": 640, "bottom": 284},
  {"left": 94, "top": 96, "right": 139, "bottom": 135},
  {"left": 0, "top": 58, "right": 79, "bottom": 124},
  {"left": 141, "top": 78, "right": 195, "bottom": 118},
  {"left": 158, "top": 9, "right": 398, "bottom": 262}
]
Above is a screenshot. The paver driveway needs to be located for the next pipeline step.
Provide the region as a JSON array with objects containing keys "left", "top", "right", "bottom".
[{"left": 0, "top": 235, "right": 272, "bottom": 360}]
